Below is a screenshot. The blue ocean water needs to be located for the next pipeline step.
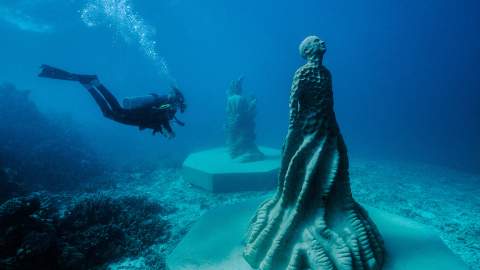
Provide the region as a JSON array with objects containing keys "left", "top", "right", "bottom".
[
  {"left": 1, "top": 0, "right": 479, "bottom": 172},
  {"left": 0, "top": 0, "right": 479, "bottom": 269}
]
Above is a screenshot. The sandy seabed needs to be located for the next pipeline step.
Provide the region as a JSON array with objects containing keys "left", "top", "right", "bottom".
[{"left": 106, "top": 159, "right": 479, "bottom": 270}]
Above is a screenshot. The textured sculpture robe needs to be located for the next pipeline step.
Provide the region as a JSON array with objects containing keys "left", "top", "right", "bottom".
[{"left": 243, "top": 36, "right": 385, "bottom": 270}]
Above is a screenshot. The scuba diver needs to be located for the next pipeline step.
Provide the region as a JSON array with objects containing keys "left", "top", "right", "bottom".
[{"left": 38, "top": 65, "right": 186, "bottom": 138}]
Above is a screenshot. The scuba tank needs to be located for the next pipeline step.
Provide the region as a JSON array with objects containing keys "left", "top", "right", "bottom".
[{"left": 123, "top": 94, "right": 163, "bottom": 110}]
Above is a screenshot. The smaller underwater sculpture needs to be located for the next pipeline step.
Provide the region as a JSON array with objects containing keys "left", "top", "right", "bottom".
[
  {"left": 225, "top": 77, "right": 264, "bottom": 162},
  {"left": 243, "top": 36, "right": 385, "bottom": 270}
]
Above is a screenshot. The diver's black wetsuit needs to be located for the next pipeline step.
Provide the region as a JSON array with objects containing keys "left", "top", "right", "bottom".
[
  {"left": 82, "top": 82, "right": 177, "bottom": 135},
  {"left": 38, "top": 65, "right": 185, "bottom": 137}
]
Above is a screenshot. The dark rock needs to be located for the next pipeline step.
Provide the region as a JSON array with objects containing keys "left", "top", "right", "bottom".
[
  {"left": 0, "top": 82, "right": 104, "bottom": 191},
  {"left": 0, "top": 196, "right": 40, "bottom": 227},
  {"left": 0, "top": 195, "right": 59, "bottom": 270},
  {"left": 0, "top": 168, "right": 26, "bottom": 204},
  {"left": 57, "top": 244, "right": 86, "bottom": 270}
]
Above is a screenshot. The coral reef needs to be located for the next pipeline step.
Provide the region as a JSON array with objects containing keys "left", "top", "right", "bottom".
[
  {"left": 0, "top": 82, "right": 103, "bottom": 190},
  {"left": 0, "top": 194, "right": 58, "bottom": 270},
  {"left": 0, "top": 193, "right": 171, "bottom": 270},
  {"left": 243, "top": 36, "right": 385, "bottom": 270},
  {"left": 59, "top": 195, "right": 172, "bottom": 265},
  {"left": 225, "top": 77, "right": 264, "bottom": 162}
]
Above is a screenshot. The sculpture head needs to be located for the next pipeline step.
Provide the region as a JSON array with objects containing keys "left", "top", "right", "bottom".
[
  {"left": 299, "top": 36, "right": 326, "bottom": 62},
  {"left": 228, "top": 76, "right": 245, "bottom": 96}
]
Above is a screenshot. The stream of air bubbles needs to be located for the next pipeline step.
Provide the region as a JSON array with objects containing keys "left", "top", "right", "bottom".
[{"left": 80, "top": 0, "right": 173, "bottom": 81}]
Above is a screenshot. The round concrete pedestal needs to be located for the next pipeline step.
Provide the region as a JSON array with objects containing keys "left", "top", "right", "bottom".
[
  {"left": 182, "top": 147, "right": 281, "bottom": 193},
  {"left": 167, "top": 197, "right": 469, "bottom": 270}
]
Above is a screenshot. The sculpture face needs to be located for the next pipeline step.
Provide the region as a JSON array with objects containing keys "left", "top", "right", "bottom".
[
  {"left": 228, "top": 76, "right": 245, "bottom": 96},
  {"left": 299, "top": 35, "right": 326, "bottom": 60}
]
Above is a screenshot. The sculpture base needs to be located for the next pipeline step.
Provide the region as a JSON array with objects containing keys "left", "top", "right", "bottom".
[
  {"left": 182, "top": 147, "right": 281, "bottom": 193},
  {"left": 167, "top": 197, "right": 468, "bottom": 270}
]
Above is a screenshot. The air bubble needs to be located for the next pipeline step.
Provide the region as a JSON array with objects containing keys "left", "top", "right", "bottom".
[{"left": 80, "top": 0, "right": 172, "bottom": 81}]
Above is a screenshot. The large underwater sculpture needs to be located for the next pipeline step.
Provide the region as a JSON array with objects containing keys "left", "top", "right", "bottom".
[
  {"left": 225, "top": 77, "right": 265, "bottom": 162},
  {"left": 167, "top": 36, "right": 469, "bottom": 270},
  {"left": 243, "top": 36, "right": 385, "bottom": 270}
]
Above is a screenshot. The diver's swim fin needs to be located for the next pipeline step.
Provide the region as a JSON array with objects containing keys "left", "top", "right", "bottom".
[{"left": 38, "top": 65, "right": 97, "bottom": 84}]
